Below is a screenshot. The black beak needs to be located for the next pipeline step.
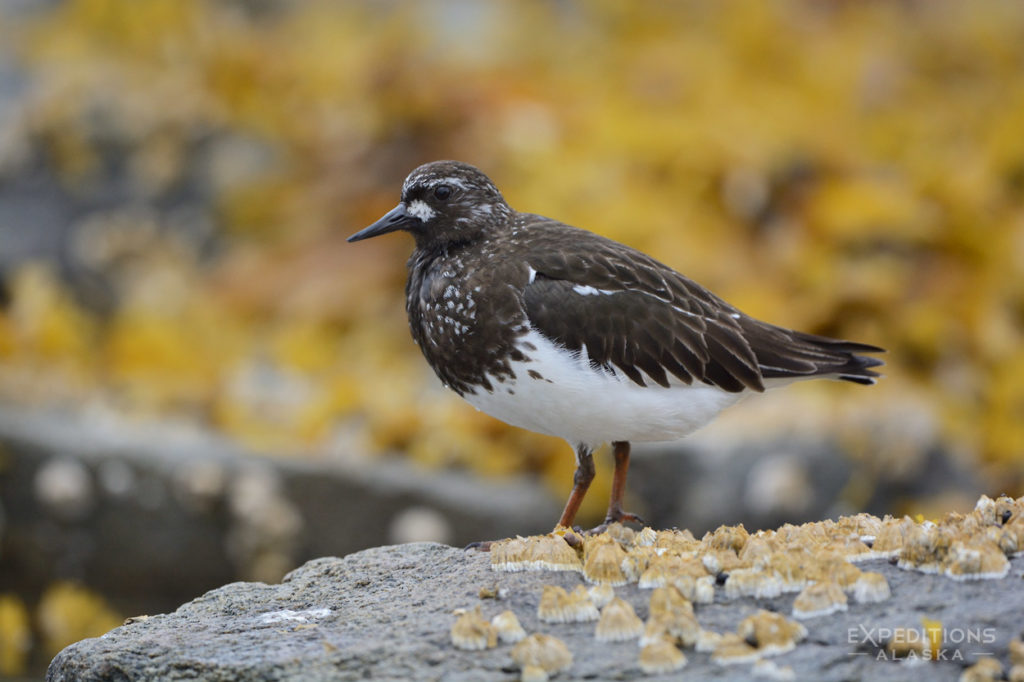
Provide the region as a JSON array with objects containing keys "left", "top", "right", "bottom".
[{"left": 347, "top": 203, "right": 414, "bottom": 242}]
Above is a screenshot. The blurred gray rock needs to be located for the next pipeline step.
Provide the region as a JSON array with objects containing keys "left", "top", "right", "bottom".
[
  {"left": 0, "top": 406, "right": 559, "bottom": 616},
  {"left": 48, "top": 542, "right": 1024, "bottom": 681}
]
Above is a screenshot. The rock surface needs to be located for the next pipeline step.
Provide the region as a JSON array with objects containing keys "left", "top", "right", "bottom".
[{"left": 48, "top": 542, "right": 1024, "bottom": 681}]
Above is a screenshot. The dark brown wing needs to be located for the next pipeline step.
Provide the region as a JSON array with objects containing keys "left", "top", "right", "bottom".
[{"left": 518, "top": 216, "right": 883, "bottom": 393}]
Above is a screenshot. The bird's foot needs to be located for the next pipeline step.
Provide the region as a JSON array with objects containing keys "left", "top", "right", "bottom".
[
  {"left": 464, "top": 540, "right": 494, "bottom": 552},
  {"left": 585, "top": 507, "right": 646, "bottom": 535}
]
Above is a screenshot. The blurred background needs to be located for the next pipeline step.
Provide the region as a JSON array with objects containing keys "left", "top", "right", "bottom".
[{"left": 1, "top": 0, "right": 1023, "bottom": 676}]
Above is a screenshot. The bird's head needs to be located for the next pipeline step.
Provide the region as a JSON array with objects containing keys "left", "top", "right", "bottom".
[{"left": 348, "top": 160, "right": 513, "bottom": 250}]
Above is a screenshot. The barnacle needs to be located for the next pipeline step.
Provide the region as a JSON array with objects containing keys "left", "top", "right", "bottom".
[
  {"left": 898, "top": 522, "right": 954, "bottom": 574},
  {"left": 638, "top": 638, "right": 687, "bottom": 675},
  {"left": 983, "top": 525, "right": 1019, "bottom": 556},
  {"left": 594, "top": 597, "right": 644, "bottom": 642},
  {"left": 674, "top": 574, "right": 715, "bottom": 604},
  {"left": 701, "top": 548, "right": 744, "bottom": 575},
  {"left": 587, "top": 584, "right": 615, "bottom": 609},
  {"left": 537, "top": 584, "right": 598, "bottom": 623},
  {"left": 1010, "top": 636, "right": 1024, "bottom": 665},
  {"left": 647, "top": 585, "right": 693, "bottom": 621},
  {"left": 724, "top": 568, "right": 782, "bottom": 599},
  {"left": 823, "top": 535, "right": 873, "bottom": 562},
  {"left": 943, "top": 540, "right": 1010, "bottom": 580},
  {"left": 959, "top": 657, "right": 1004, "bottom": 682},
  {"left": 836, "top": 513, "right": 885, "bottom": 544},
  {"left": 621, "top": 546, "right": 659, "bottom": 583},
  {"left": 491, "top": 535, "right": 582, "bottom": 573},
  {"left": 491, "top": 610, "right": 526, "bottom": 644},
  {"left": 791, "top": 581, "right": 847, "bottom": 619},
  {"left": 520, "top": 665, "right": 549, "bottom": 682},
  {"left": 645, "top": 586, "right": 700, "bottom": 647},
  {"left": 710, "top": 632, "right": 761, "bottom": 665},
  {"left": 738, "top": 536, "right": 775, "bottom": 567},
  {"left": 603, "top": 522, "right": 636, "bottom": 547},
  {"left": 1004, "top": 516, "right": 1024, "bottom": 554},
  {"left": 695, "top": 629, "right": 724, "bottom": 653},
  {"left": 752, "top": 660, "right": 796, "bottom": 680},
  {"left": 510, "top": 634, "right": 573, "bottom": 676},
  {"left": 490, "top": 537, "right": 532, "bottom": 572},
  {"left": 736, "top": 610, "right": 807, "bottom": 657},
  {"left": 885, "top": 627, "right": 927, "bottom": 659},
  {"left": 582, "top": 535, "right": 629, "bottom": 586},
  {"left": 528, "top": 534, "right": 585, "bottom": 572},
  {"left": 637, "top": 555, "right": 707, "bottom": 589},
  {"left": 705, "top": 524, "right": 749, "bottom": 553},
  {"left": 807, "top": 555, "right": 862, "bottom": 591},
  {"left": 451, "top": 606, "right": 496, "bottom": 650},
  {"left": 869, "top": 517, "right": 910, "bottom": 558},
  {"left": 653, "top": 529, "right": 700, "bottom": 554},
  {"left": 633, "top": 527, "right": 658, "bottom": 547},
  {"left": 973, "top": 494, "right": 1013, "bottom": 527},
  {"left": 640, "top": 616, "right": 672, "bottom": 648},
  {"left": 767, "top": 554, "right": 810, "bottom": 592},
  {"left": 851, "top": 571, "right": 891, "bottom": 603}
]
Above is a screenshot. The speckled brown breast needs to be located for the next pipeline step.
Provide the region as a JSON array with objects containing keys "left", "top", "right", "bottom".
[{"left": 405, "top": 240, "right": 532, "bottom": 397}]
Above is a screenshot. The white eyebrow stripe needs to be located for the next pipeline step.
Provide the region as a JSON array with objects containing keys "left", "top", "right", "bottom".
[{"left": 426, "top": 176, "right": 470, "bottom": 190}]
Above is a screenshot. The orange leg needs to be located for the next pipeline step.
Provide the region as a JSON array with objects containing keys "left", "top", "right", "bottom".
[
  {"left": 603, "top": 441, "right": 645, "bottom": 526},
  {"left": 556, "top": 445, "right": 595, "bottom": 529}
]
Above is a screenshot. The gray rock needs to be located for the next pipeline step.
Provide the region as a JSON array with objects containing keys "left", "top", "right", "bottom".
[{"left": 48, "top": 543, "right": 1024, "bottom": 681}]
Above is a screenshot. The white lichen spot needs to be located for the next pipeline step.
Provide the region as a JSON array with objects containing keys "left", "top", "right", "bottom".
[{"left": 259, "top": 608, "right": 332, "bottom": 624}]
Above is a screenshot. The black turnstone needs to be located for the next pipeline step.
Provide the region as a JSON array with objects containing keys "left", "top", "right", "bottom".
[{"left": 348, "top": 160, "right": 884, "bottom": 532}]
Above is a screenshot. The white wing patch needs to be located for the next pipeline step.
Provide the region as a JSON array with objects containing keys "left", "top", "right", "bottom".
[{"left": 572, "top": 284, "right": 617, "bottom": 296}]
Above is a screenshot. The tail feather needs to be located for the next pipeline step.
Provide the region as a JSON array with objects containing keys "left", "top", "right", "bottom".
[{"left": 746, "top": 322, "right": 885, "bottom": 385}]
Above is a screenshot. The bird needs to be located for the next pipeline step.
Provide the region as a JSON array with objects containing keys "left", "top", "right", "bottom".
[{"left": 348, "top": 160, "right": 884, "bottom": 534}]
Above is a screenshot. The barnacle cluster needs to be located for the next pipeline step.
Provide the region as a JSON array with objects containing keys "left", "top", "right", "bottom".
[
  {"left": 1009, "top": 633, "right": 1024, "bottom": 682},
  {"left": 493, "top": 495, "right": 1023, "bottom": 598},
  {"left": 894, "top": 495, "right": 1022, "bottom": 580},
  {"left": 537, "top": 585, "right": 598, "bottom": 624},
  {"left": 451, "top": 607, "right": 572, "bottom": 681},
  {"left": 479, "top": 494, "right": 1022, "bottom": 674}
]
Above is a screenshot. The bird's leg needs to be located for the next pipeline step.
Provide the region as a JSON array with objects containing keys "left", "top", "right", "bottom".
[
  {"left": 555, "top": 445, "right": 596, "bottom": 530},
  {"left": 468, "top": 445, "right": 595, "bottom": 552},
  {"left": 601, "top": 441, "right": 645, "bottom": 527}
]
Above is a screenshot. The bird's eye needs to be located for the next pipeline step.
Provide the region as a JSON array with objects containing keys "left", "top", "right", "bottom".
[{"left": 433, "top": 185, "right": 452, "bottom": 200}]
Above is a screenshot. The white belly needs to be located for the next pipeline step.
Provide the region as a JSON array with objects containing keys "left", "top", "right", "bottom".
[{"left": 461, "top": 329, "right": 746, "bottom": 449}]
